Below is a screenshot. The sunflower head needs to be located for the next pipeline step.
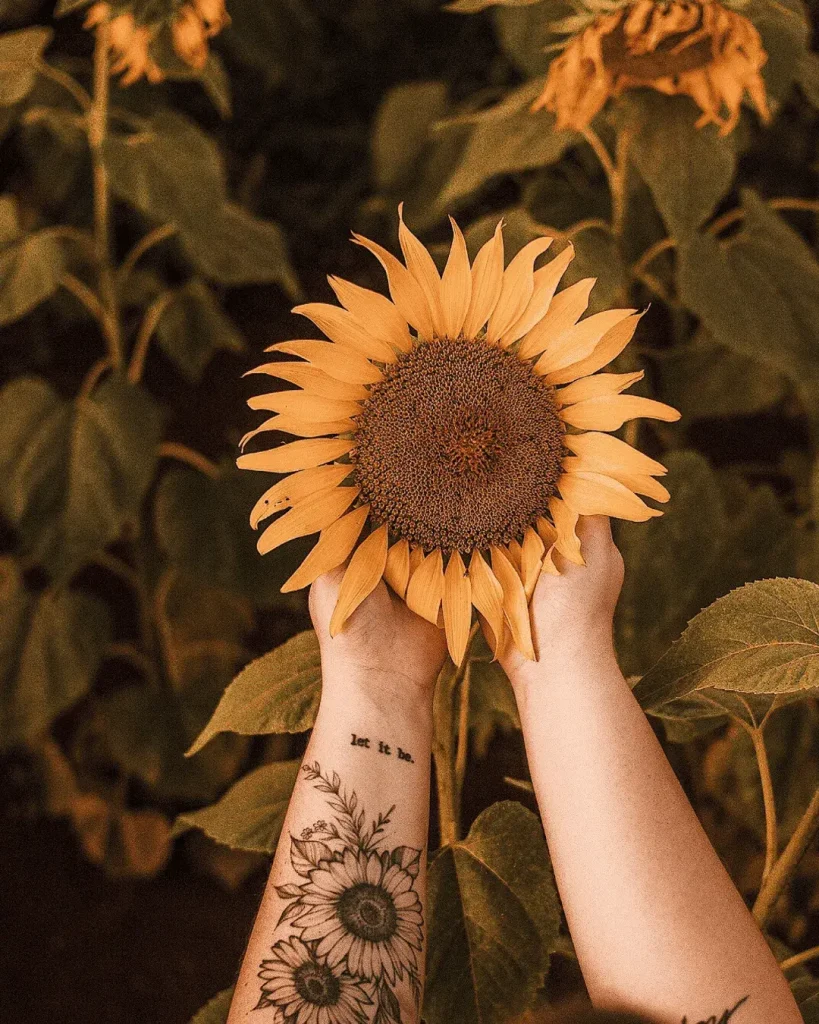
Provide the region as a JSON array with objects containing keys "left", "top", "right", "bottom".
[
  {"left": 534, "top": 0, "right": 771, "bottom": 135},
  {"left": 238, "top": 207, "right": 680, "bottom": 665}
]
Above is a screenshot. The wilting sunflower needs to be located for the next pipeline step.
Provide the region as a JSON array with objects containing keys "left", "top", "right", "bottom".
[
  {"left": 238, "top": 208, "right": 679, "bottom": 664},
  {"left": 534, "top": 0, "right": 770, "bottom": 136},
  {"left": 81, "top": 0, "right": 229, "bottom": 86},
  {"left": 257, "top": 936, "right": 373, "bottom": 1021}
]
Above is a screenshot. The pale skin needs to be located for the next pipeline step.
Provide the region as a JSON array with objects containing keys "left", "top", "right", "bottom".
[{"left": 227, "top": 516, "right": 802, "bottom": 1024}]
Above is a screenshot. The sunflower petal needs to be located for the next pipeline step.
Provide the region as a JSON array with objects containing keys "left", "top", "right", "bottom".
[
  {"left": 443, "top": 551, "right": 472, "bottom": 665},
  {"left": 398, "top": 204, "right": 446, "bottom": 338},
  {"left": 327, "top": 276, "right": 411, "bottom": 354},
  {"left": 549, "top": 496, "right": 584, "bottom": 565},
  {"left": 264, "top": 340, "right": 384, "bottom": 385},
  {"left": 468, "top": 549, "right": 505, "bottom": 659},
  {"left": 384, "top": 538, "right": 411, "bottom": 599},
  {"left": 405, "top": 548, "right": 444, "bottom": 625},
  {"left": 256, "top": 486, "right": 360, "bottom": 556},
  {"left": 535, "top": 515, "right": 557, "bottom": 548},
  {"left": 352, "top": 232, "right": 436, "bottom": 340},
  {"left": 501, "top": 242, "right": 576, "bottom": 346},
  {"left": 462, "top": 221, "right": 504, "bottom": 339},
  {"left": 250, "top": 465, "right": 354, "bottom": 529},
  {"left": 329, "top": 523, "right": 389, "bottom": 636},
  {"left": 534, "top": 308, "right": 636, "bottom": 378},
  {"left": 556, "top": 370, "right": 644, "bottom": 407},
  {"left": 559, "top": 471, "right": 662, "bottom": 522},
  {"left": 241, "top": 414, "right": 357, "bottom": 444},
  {"left": 237, "top": 438, "right": 355, "bottom": 473},
  {"left": 564, "top": 431, "right": 667, "bottom": 477},
  {"left": 545, "top": 310, "right": 644, "bottom": 385},
  {"left": 409, "top": 545, "right": 426, "bottom": 574},
  {"left": 248, "top": 392, "right": 362, "bottom": 422},
  {"left": 506, "top": 538, "right": 523, "bottom": 571},
  {"left": 518, "top": 278, "right": 595, "bottom": 361},
  {"left": 487, "top": 237, "right": 553, "bottom": 345},
  {"left": 244, "top": 363, "right": 370, "bottom": 402},
  {"left": 490, "top": 546, "right": 535, "bottom": 661},
  {"left": 521, "top": 527, "right": 545, "bottom": 601},
  {"left": 281, "top": 506, "right": 370, "bottom": 593},
  {"left": 293, "top": 302, "right": 396, "bottom": 362},
  {"left": 560, "top": 394, "right": 681, "bottom": 431},
  {"left": 562, "top": 455, "right": 670, "bottom": 502},
  {"left": 441, "top": 217, "right": 472, "bottom": 340}
]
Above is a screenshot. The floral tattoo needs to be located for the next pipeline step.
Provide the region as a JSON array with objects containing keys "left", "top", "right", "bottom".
[{"left": 257, "top": 762, "right": 424, "bottom": 1022}]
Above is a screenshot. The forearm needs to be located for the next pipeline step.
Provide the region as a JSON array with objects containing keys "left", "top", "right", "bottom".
[
  {"left": 228, "top": 671, "right": 433, "bottom": 1023},
  {"left": 513, "top": 639, "right": 801, "bottom": 1024}
]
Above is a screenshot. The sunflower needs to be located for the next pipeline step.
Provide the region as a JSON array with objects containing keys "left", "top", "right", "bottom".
[
  {"left": 289, "top": 848, "right": 424, "bottom": 984},
  {"left": 82, "top": 0, "right": 229, "bottom": 85},
  {"left": 533, "top": 0, "right": 770, "bottom": 136},
  {"left": 238, "top": 208, "right": 679, "bottom": 664},
  {"left": 257, "top": 936, "right": 373, "bottom": 1023}
]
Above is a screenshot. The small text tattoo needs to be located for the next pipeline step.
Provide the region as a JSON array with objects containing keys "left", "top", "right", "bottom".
[
  {"left": 350, "top": 733, "right": 415, "bottom": 763},
  {"left": 681, "top": 995, "right": 749, "bottom": 1024},
  {"left": 256, "top": 761, "right": 424, "bottom": 1022}
]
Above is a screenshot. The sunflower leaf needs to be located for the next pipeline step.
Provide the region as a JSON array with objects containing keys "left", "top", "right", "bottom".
[
  {"left": 188, "top": 630, "right": 322, "bottom": 755},
  {"left": 633, "top": 578, "right": 819, "bottom": 713},
  {"left": 0, "top": 375, "right": 163, "bottom": 579},
  {"left": 0, "top": 231, "right": 65, "bottom": 326},
  {"left": 290, "top": 836, "right": 335, "bottom": 876},
  {"left": 154, "top": 279, "right": 244, "bottom": 382},
  {"left": 188, "top": 986, "right": 233, "bottom": 1024},
  {"left": 0, "top": 27, "right": 53, "bottom": 105},
  {"left": 173, "top": 760, "right": 300, "bottom": 854},
  {"left": 425, "top": 801, "right": 560, "bottom": 1024},
  {"left": 0, "top": 557, "right": 111, "bottom": 749}
]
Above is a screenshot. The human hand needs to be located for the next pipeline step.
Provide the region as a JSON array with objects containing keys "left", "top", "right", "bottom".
[
  {"left": 309, "top": 567, "right": 449, "bottom": 707},
  {"left": 499, "top": 515, "right": 624, "bottom": 689}
]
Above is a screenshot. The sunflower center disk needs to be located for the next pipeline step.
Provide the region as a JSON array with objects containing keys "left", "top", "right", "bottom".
[
  {"left": 293, "top": 962, "right": 341, "bottom": 1006},
  {"left": 337, "top": 882, "right": 398, "bottom": 942},
  {"left": 352, "top": 337, "right": 566, "bottom": 553}
]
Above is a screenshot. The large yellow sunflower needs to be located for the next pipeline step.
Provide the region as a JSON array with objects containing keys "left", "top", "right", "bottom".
[
  {"left": 238, "top": 209, "right": 679, "bottom": 665},
  {"left": 534, "top": 0, "right": 770, "bottom": 136}
]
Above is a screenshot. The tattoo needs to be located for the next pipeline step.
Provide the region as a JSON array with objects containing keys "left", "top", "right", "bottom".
[
  {"left": 350, "top": 734, "right": 415, "bottom": 763},
  {"left": 257, "top": 762, "right": 424, "bottom": 1022},
  {"left": 681, "top": 995, "right": 749, "bottom": 1024}
]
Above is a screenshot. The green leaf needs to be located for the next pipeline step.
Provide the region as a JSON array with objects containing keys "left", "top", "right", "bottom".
[
  {"left": 797, "top": 50, "right": 819, "bottom": 107},
  {"left": 372, "top": 81, "right": 449, "bottom": 194},
  {"left": 652, "top": 331, "right": 787, "bottom": 422},
  {"left": 633, "top": 578, "right": 819, "bottom": 712},
  {"left": 0, "top": 231, "right": 65, "bottom": 326},
  {"left": 0, "top": 375, "right": 163, "bottom": 578},
  {"left": 0, "top": 557, "right": 111, "bottom": 749},
  {"left": 155, "top": 279, "right": 244, "bottom": 383},
  {"left": 677, "top": 191, "right": 819, "bottom": 407},
  {"left": 613, "top": 92, "right": 736, "bottom": 238},
  {"left": 54, "top": 0, "right": 94, "bottom": 14},
  {"left": 188, "top": 630, "right": 322, "bottom": 754},
  {"left": 0, "top": 195, "right": 20, "bottom": 246},
  {"left": 563, "top": 225, "right": 627, "bottom": 314},
  {"left": 445, "top": 0, "right": 545, "bottom": 11},
  {"left": 494, "top": 2, "right": 562, "bottom": 77},
  {"left": 425, "top": 801, "right": 559, "bottom": 1024},
  {"left": 747, "top": 0, "right": 810, "bottom": 103},
  {"left": 189, "top": 987, "right": 234, "bottom": 1024},
  {"left": 0, "top": 27, "right": 53, "bottom": 105},
  {"left": 467, "top": 659, "right": 520, "bottom": 759},
  {"left": 104, "top": 112, "right": 298, "bottom": 293},
  {"left": 439, "top": 79, "right": 577, "bottom": 209},
  {"left": 173, "top": 759, "right": 300, "bottom": 853}
]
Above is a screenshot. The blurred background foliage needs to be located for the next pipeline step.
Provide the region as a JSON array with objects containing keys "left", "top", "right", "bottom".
[{"left": 2, "top": 0, "right": 819, "bottom": 1022}]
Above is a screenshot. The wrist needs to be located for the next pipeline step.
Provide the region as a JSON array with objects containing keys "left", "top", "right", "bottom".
[
  {"left": 319, "top": 664, "right": 436, "bottom": 724},
  {"left": 508, "top": 628, "right": 621, "bottom": 695}
]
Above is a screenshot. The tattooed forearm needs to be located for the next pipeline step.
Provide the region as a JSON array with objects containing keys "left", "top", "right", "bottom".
[
  {"left": 350, "top": 734, "right": 415, "bottom": 763},
  {"left": 681, "top": 995, "right": 749, "bottom": 1024},
  {"left": 256, "top": 762, "right": 424, "bottom": 1021}
]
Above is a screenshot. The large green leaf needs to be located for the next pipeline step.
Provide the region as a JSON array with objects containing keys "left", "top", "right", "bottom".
[
  {"left": 438, "top": 79, "right": 576, "bottom": 209},
  {"left": 633, "top": 578, "right": 819, "bottom": 712},
  {"left": 748, "top": 0, "right": 810, "bottom": 102},
  {"left": 372, "top": 81, "right": 449, "bottom": 194},
  {"left": 0, "top": 557, "right": 111, "bottom": 748},
  {"left": 0, "top": 27, "right": 53, "bottom": 105},
  {"left": 677, "top": 191, "right": 819, "bottom": 409},
  {"left": 104, "top": 112, "right": 297, "bottom": 294},
  {"left": 155, "top": 279, "right": 244, "bottom": 383},
  {"left": 0, "top": 375, "right": 163, "bottom": 578},
  {"left": 188, "top": 630, "right": 322, "bottom": 755},
  {"left": 493, "top": 1, "right": 562, "bottom": 77},
  {"left": 425, "top": 801, "right": 559, "bottom": 1024},
  {"left": 614, "top": 92, "right": 736, "bottom": 238},
  {"left": 0, "top": 231, "right": 65, "bottom": 326},
  {"left": 189, "top": 987, "right": 234, "bottom": 1024},
  {"left": 173, "top": 759, "right": 300, "bottom": 853}
]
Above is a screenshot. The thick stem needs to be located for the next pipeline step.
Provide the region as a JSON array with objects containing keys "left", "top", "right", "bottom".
[
  {"left": 779, "top": 944, "right": 819, "bottom": 972},
  {"left": 87, "top": 19, "right": 122, "bottom": 368},
  {"left": 433, "top": 660, "right": 459, "bottom": 848},
  {"left": 611, "top": 128, "right": 632, "bottom": 240},
  {"left": 748, "top": 726, "right": 778, "bottom": 885},
  {"left": 753, "top": 786, "right": 819, "bottom": 927},
  {"left": 454, "top": 658, "right": 472, "bottom": 807}
]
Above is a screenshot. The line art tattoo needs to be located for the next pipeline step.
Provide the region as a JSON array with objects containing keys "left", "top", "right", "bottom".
[
  {"left": 257, "top": 762, "right": 424, "bottom": 1022},
  {"left": 681, "top": 994, "right": 750, "bottom": 1024}
]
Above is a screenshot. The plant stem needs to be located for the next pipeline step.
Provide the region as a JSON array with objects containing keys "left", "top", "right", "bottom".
[
  {"left": 454, "top": 646, "right": 477, "bottom": 806},
  {"left": 779, "top": 944, "right": 819, "bottom": 972},
  {"left": 60, "top": 272, "right": 107, "bottom": 323},
  {"left": 748, "top": 725, "right": 778, "bottom": 884},
  {"left": 118, "top": 223, "right": 177, "bottom": 288},
  {"left": 87, "top": 18, "right": 122, "bottom": 369},
  {"left": 158, "top": 441, "right": 220, "bottom": 479},
  {"left": 753, "top": 786, "right": 819, "bottom": 927},
  {"left": 35, "top": 58, "right": 92, "bottom": 111},
  {"left": 433, "top": 659, "right": 459, "bottom": 848},
  {"left": 78, "top": 357, "right": 112, "bottom": 399},
  {"left": 127, "top": 292, "right": 175, "bottom": 383}
]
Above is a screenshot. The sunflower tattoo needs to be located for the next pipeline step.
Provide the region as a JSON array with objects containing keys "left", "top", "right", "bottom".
[{"left": 257, "top": 763, "right": 424, "bottom": 1021}]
